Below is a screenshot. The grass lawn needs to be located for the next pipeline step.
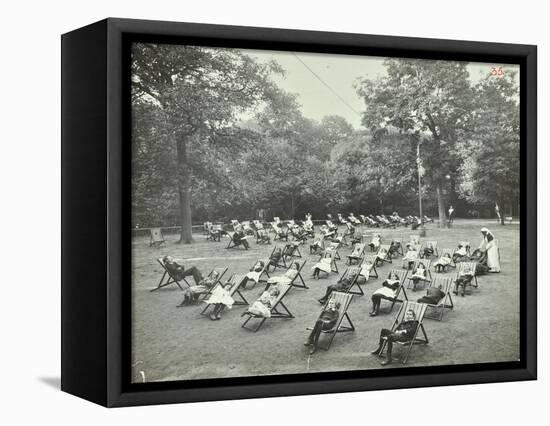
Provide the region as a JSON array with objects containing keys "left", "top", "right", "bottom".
[{"left": 131, "top": 219, "right": 520, "bottom": 383}]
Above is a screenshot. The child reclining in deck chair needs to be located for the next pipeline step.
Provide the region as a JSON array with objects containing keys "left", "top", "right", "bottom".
[
  {"left": 408, "top": 262, "right": 429, "bottom": 292},
  {"left": 371, "top": 308, "right": 419, "bottom": 365},
  {"left": 402, "top": 246, "right": 419, "bottom": 269},
  {"left": 312, "top": 253, "right": 333, "bottom": 279},
  {"left": 369, "top": 234, "right": 381, "bottom": 252},
  {"left": 242, "top": 287, "right": 280, "bottom": 318},
  {"left": 318, "top": 270, "right": 358, "bottom": 305},
  {"left": 246, "top": 260, "right": 267, "bottom": 286},
  {"left": 369, "top": 272, "right": 401, "bottom": 316},
  {"left": 452, "top": 243, "right": 470, "bottom": 263},
  {"left": 267, "top": 248, "right": 283, "bottom": 272},
  {"left": 256, "top": 228, "right": 271, "bottom": 244},
  {"left": 304, "top": 298, "right": 340, "bottom": 355},
  {"left": 389, "top": 240, "right": 401, "bottom": 258},
  {"left": 375, "top": 247, "right": 389, "bottom": 266},
  {"left": 266, "top": 262, "right": 300, "bottom": 288},
  {"left": 177, "top": 271, "right": 220, "bottom": 307},
  {"left": 310, "top": 235, "right": 325, "bottom": 254},
  {"left": 417, "top": 284, "right": 445, "bottom": 305},
  {"left": 162, "top": 255, "right": 203, "bottom": 285},
  {"left": 421, "top": 242, "right": 435, "bottom": 259},
  {"left": 469, "top": 249, "right": 490, "bottom": 275},
  {"left": 453, "top": 265, "right": 474, "bottom": 297},
  {"left": 434, "top": 252, "right": 452, "bottom": 272},
  {"left": 204, "top": 280, "right": 235, "bottom": 321},
  {"left": 233, "top": 229, "right": 250, "bottom": 249},
  {"left": 359, "top": 258, "right": 375, "bottom": 283}
]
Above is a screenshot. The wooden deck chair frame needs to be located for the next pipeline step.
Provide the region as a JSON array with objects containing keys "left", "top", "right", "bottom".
[
  {"left": 401, "top": 246, "right": 420, "bottom": 269},
  {"left": 265, "top": 259, "right": 308, "bottom": 290},
  {"left": 151, "top": 257, "right": 190, "bottom": 291},
  {"left": 149, "top": 227, "right": 166, "bottom": 247},
  {"left": 310, "top": 236, "right": 325, "bottom": 254},
  {"left": 456, "top": 262, "right": 479, "bottom": 293},
  {"left": 423, "top": 276, "right": 454, "bottom": 321},
  {"left": 379, "top": 269, "right": 409, "bottom": 313},
  {"left": 378, "top": 301, "right": 429, "bottom": 364},
  {"left": 324, "top": 242, "right": 342, "bottom": 260},
  {"left": 337, "top": 266, "right": 364, "bottom": 296},
  {"left": 195, "top": 266, "right": 229, "bottom": 300},
  {"left": 359, "top": 255, "right": 378, "bottom": 279},
  {"left": 271, "top": 222, "right": 288, "bottom": 241},
  {"left": 200, "top": 274, "right": 249, "bottom": 316},
  {"left": 391, "top": 237, "right": 404, "bottom": 256},
  {"left": 268, "top": 245, "right": 287, "bottom": 270},
  {"left": 435, "top": 248, "right": 455, "bottom": 271},
  {"left": 241, "top": 283, "right": 294, "bottom": 332},
  {"left": 306, "top": 291, "right": 355, "bottom": 351},
  {"left": 347, "top": 243, "right": 366, "bottom": 265},
  {"left": 281, "top": 243, "right": 302, "bottom": 266}
]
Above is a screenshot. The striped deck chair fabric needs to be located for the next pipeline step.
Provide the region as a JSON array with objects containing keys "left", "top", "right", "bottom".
[
  {"left": 347, "top": 243, "right": 366, "bottom": 265},
  {"left": 359, "top": 254, "right": 378, "bottom": 279},
  {"left": 377, "top": 269, "right": 409, "bottom": 313},
  {"left": 455, "top": 262, "right": 478, "bottom": 293},
  {"left": 422, "top": 240, "right": 439, "bottom": 258},
  {"left": 407, "top": 259, "right": 433, "bottom": 290},
  {"left": 379, "top": 301, "right": 429, "bottom": 364},
  {"left": 337, "top": 266, "right": 364, "bottom": 296},
  {"left": 434, "top": 248, "right": 455, "bottom": 271},
  {"left": 307, "top": 291, "right": 355, "bottom": 351}
]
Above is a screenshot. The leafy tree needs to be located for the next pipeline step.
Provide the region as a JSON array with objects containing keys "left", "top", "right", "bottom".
[
  {"left": 356, "top": 59, "right": 475, "bottom": 227},
  {"left": 458, "top": 72, "right": 520, "bottom": 224},
  {"left": 132, "top": 43, "right": 282, "bottom": 242}
]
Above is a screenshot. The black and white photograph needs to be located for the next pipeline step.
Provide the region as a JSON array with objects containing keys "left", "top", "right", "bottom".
[{"left": 131, "top": 43, "right": 521, "bottom": 383}]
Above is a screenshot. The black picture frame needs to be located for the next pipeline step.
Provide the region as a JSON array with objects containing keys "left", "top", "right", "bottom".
[{"left": 61, "top": 17, "right": 537, "bottom": 407}]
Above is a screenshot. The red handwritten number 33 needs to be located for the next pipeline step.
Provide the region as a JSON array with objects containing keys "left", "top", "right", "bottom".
[{"left": 491, "top": 66, "right": 505, "bottom": 76}]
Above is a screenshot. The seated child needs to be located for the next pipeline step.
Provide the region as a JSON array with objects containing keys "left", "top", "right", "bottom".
[
  {"left": 304, "top": 298, "right": 340, "bottom": 355},
  {"left": 452, "top": 243, "right": 470, "bottom": 264},
  {"left": 422, "top": 243, "right": 435, "bottom": 259},
  {"left": 267, "top": 248, "right": 282, "bottom": 271},
  {"left": 359, "top": 258, "right": 375, "bottom": 282},
  {"left": 408, "top": 262, "right": 429, "bottom": 291},
  {"left": 312, "top": 253, "right": 333, "bottom": 279},
  {"left": 162, "top": 255, "right": 203, "bottom": 285},
  {"left": 389, "top": 240, "right": 401, "bottom": 257},
  {"left": 318, "top": 270, "right": 358, "bottom": 304},
  {"left": 454, "top": 265, "right": 474, "bottom": 296},
  {"left": 434, "top": 252, "right": 452, "bottom": 272},
  {"left": 402, "top": 246, "right": 419, "bottom": 269},
  {"left": 417, "top": 284, "right": 446, "bottom": 305},
  {"left": 243, "top": 287, "right": 280, "bottom": 318},
  {"left": 256, "top": 228, "right": 271, "bottom": 244},
  {"left": 375, "top": 247, "right": 389, "bottom": 266},
  {"left": 469, "top": 249, "right": 490, "bottom": 275},
  {"left": 267, "top": 262, "right": 300, "bottom": 287},
  {"left": 348, "top": 243, "right": 364, "bottom": 262},
  {"left": 204, "top": 279, "right": 235, "bottom": 321},
  {"left": 232, "top": 229, "right": 250, "bottom": 249},
  {"left": 370, "top": 272, "right": 401, "bottom": 316},
  {"left": 246, "top": 260, "right": 267, "bottom": 286},
  {"left": 177, "top": 271, "right": 220, "bottom": 307},
  {"left": 310, "top": 235, "right": 325, "bottom": 254},
  {"left": 369, "top": 234, "right": 381, "bottom": 252}
]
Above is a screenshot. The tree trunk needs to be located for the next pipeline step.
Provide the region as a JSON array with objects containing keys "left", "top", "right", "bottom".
[
  {"left": 176, "top": 138, "right": 194, "bottom": 244},
  {"left": 435, "top": 184, "right": 447, "bottom": 228}
]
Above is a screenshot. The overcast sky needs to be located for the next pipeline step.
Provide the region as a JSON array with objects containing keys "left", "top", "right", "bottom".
[{"left": 244, "top": 48, "right": 519, "bottom": 129}]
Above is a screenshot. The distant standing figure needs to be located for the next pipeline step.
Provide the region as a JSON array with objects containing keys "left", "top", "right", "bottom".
[
  {"left": 495, "top": 203, "right": 501, "bottom": 223},
  {"left": 448, "top": 205, "right": 454, "bottom": 224}
]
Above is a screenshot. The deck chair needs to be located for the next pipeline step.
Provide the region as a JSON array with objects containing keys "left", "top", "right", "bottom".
[
  {"left": 281, "top": 242, "right": 302, "bottom": 265},
  {"left": 421, "top": 276, "right": 454, "bottom": 321},
  {"left": 310, "top": 235, "right": 326, "bottom": 254},
  {"left": 225, "top": 231, "right": 251, "bottom": 250},
  {"left": 401, "top": 244, "right": 421, "bottom": 269},
  {"left": 378, "top": 269, "right": 409, "bottom": 313},
  {"left": 241, "top": 283, "right": 294, "bottom": 332},
  {"left": 407, "top": 259, "right": 432, "bottom": 291},
  {"left": 375, "top": 244, "right": 393, "bottom": 265},
  {"left": 203, "top": 221, "right": 212, "bottom": 235},
  {"left": 271, "top": 222, "right": 289, "bottom": 241},
  {"left": 266, "top": 259, "right": 308, "bottom": 290},
  {"left": 200, "top": 274, "right": 249, "bottom": 316},
  {"left": 390, "top": 237, "right": 404, "bottom": 256},
  {"left": 243, "top": 259, "right": 271, "bottom": 289},
  {"left": 434, "top": 248, "right": 455, "bottom": 271},
  {"left": 358, "top": 254, "right": 378, "bottom": 280},
  {"left": 378, "top": 301, "right": 429, "bottom": 364},
  {"left": 205, "top": 223, "right": 222, "bottom": 242},
  {"left": 306, "top": 291, "right": 355, "bottom": 351},
  {"left": 458, "top": 241, "right": 471, "bottom": 256},
  {"left": 337, "top": 266, "right": 364, "bottom": 296},
  {"left": 314, "top": 250, "right": 339, "bottom": 277},
  {"left": 421, "top": 240, "right": 439, "bottom": 258},
  {"left": 406, "top": 235, "right": 421, "bottom": 248},
  {"left": 323, "top": 241, "right": 342, "bottom": 260},
  {"left": 347, "top": 243, "right": 366, "bottom": 265},
  {"left": 456, "top": 262, "right": 478, "bottom": 293},
  {"left": 152, "top": 257, "right": 190, "bottom": 291},
  {"left": 149, "top": 228, "right": 165, "bottom": 247}
]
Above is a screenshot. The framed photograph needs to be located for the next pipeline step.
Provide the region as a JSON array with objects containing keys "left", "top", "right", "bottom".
[{"left": 61, "top": 18, "right": 536, "bottom": 407}]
